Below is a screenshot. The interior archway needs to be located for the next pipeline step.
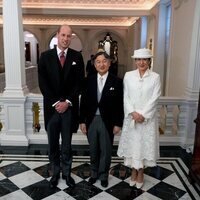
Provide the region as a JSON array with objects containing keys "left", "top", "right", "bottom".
[{"left": 24, "top": 31, "right": 39, "bottom": 66}]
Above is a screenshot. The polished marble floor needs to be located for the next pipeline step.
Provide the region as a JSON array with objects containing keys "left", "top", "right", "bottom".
[{"left": 0, "top": 146, "right": 199, "bottom": 200}]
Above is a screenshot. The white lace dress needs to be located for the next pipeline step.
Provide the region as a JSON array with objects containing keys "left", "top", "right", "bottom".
[{"left": 117, "top": 69, "right": 161, "bottom": 170}]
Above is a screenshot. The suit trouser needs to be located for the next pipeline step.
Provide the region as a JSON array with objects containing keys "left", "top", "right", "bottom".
[
  {"left": 87, "top": 115, "right": 112, "bottom": 180},
  {"left": 47, "top": 109, "right": 72, "bottom": 176}
]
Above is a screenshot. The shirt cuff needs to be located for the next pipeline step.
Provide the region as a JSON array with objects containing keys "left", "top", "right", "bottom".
[
  {"left": 52, "top": 101, "right": 60, "bottom": 107},
  {"left": 66, "top": 99, "right": 72, "bottom": 106}
]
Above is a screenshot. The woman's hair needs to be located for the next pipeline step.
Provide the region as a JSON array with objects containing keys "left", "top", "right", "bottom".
[
  {"left": 135, "top": 58, "right": 152, "bottom": 69},
  {"left": 148, "top": 58, "right": 152, "bottom": 69}
]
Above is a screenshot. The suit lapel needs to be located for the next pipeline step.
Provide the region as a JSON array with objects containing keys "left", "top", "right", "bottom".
[
  {"left": 100, "top": 73, "right": 113, "bottom": 101},
  {"left": 50, "top": 48, "right": 60, "bottom": 86},
  {"left": 91, "top": 74, "right": 98, "bottom": 103},
  {"left": 63, "top": 48, "right": 73, "bottom": 81}
]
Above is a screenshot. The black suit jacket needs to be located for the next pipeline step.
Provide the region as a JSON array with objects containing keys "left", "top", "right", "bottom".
[
  {"left": 86, "top": 60, "right": 96, "bottom": 76},
  {"left": 79, "top": 73, "right": 124, "bottom": 140},
  {"left": 38, "top": 47, "right": 85, "bottom": 132}
]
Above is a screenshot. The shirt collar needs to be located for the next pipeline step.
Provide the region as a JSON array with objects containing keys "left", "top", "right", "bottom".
[
  {"left": 57, "top": 46, "right": 68, "bottom": 56},
  {"left": 97, "top": 71, "right": 109, "bottom": 80}
]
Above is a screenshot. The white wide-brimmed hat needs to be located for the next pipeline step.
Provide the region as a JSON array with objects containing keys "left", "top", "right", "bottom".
[{"left": 131, "top": 48, "right": 153, "bottom": 59}]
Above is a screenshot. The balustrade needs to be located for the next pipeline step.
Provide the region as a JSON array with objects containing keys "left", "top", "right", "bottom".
[{"left": 0, "top": 95, "right": 197, "bottom": 146}]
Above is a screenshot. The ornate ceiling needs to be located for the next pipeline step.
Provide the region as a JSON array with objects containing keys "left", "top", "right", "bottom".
[{"left": 0, "top": 0, "right": 160, "bottom": 26}]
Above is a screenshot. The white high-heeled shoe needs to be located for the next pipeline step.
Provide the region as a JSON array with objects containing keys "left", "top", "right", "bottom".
[
  {"left": 136, "top": 182, "right": 143, "bottom": 189},
  {"left": 129, "top": 180, "right": 136, "bottom": 187}
]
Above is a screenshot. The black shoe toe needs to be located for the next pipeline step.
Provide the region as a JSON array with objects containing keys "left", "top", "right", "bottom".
[
  {"left": 66, "top": 176, "right": 75, "bottom": 188},
  {"left": 49, "top": 175, "right": 60, "bottom": 188},
  {"left": 88, "top": 177, "right": 97, "bottom": 184},
  {"left": 101, "top": 180, "right": 108, "bottom": 187}
]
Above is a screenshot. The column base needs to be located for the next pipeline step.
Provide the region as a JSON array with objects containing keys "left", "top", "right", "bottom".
[{"left": 0, "top": 134, "right": 29, "bottom": 146}]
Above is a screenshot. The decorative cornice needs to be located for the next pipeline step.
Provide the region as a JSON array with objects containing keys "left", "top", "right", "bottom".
[
  {"left": 0, "top": 0, "right": 158, "bottom": 26},
  {"left": 0, "top": 15, "right": 138, "bottom": 26},
  {"left": 21, "top": 0, "right": 159, "bottom": 10},
  {"left": 0, "top": 0, "right": 159, "bottom": 10}
]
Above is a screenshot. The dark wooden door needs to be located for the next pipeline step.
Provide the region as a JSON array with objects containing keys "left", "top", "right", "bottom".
[
  {"left": 25, "top": 42, "right": 31, "bottom": 62},
  {"left": 189, "top": 92, "right": 200, "bottom": 185}
]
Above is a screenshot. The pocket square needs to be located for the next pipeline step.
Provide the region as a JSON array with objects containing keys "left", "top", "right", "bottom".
[
  {"left": 72, "top": 61, "right": 76, "bottom": 65},
  {"left": 109, "top": 87, "right": 114, "bottom": 90}
]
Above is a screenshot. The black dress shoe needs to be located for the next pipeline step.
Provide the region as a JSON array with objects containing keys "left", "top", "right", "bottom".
[
  {"left": 65, "top": 176, "right": 75, "bottom": 188},
  {"left": 49, "top": 174, "right": 60, "bottom": 188},
  {"left": 101, "top": 180, "right": 108, "bottom": 187},
  {"left": 88, "top": 177, "right": 97, "bottom": 184}
]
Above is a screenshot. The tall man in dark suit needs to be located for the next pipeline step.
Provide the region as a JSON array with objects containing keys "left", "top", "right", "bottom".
[
  {"left": 79, "top": 51, "right": 123, "bottom": 187},
  {"left": 38, "top": 24, "right": 84, "bottom": 188}
]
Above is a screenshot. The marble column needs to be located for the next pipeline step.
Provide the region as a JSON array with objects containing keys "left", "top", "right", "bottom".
[
  {"left": 153, "top": 2, "right": 166, "bottom": 96},
  {"left": 183, "top": 0, "right": 200, "bottom": 147},
  {"left": 1, "top": 0, "right": 29, "bottom": 146},
  {"left": 185, "top": 0, "right": 200, "bottom": 99}
]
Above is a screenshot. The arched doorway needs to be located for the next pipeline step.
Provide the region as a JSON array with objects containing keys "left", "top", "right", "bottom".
[{"left": 24, "top": 31, "right": 39, "bottom": 66}]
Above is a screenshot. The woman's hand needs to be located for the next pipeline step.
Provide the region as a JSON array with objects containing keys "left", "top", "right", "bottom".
[{"left": 131, "top": 112, "right": 145, "bottom": 123}]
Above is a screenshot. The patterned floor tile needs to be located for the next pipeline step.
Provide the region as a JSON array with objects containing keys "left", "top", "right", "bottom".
[
  {"left": 64, "top": 180, "right": 102, "bottom": 200},
  {"left": 71, "top": 163, "right": 91, "bottom": 179},
  {"left": 89, "top": 191, "right": 119, "bottom": 200},
  {"left": 21, "top": 161, "right": 49, "bottom": 170},
  {"left": 93, "top": 175, "right": 121, "bottom": 190},
  {"left": 144, "top": 165, "right": 174, "bottom": 180},
  {"left": 134, "top": 192, "right": 162, "bottom": 200},
  {"left": 0, "top": 161, "right": 30, "bottom": 177},
  {"left": 147, "top": 181, "right": 186, "bottom": 200},
  {"left": 163, "top": 173, "right": 186, "bottom": 191},
  {"left": 22, "top": 179, "right": 60, "bottom": 200},
  {"left": 105, "top": 181, "right": 143, "bottom": 200},
  {"left": 0, "top": 179, "right": 19, "bottom": 197},
  {"left": 109, "top": 163, "right": 132, "bottom": 180},
  {"left": 42, "top": 191, "right": 76, "bottom": 200},
  {"left": 0, "top": 155, "right": 199, "bottom": 200},
  {"left": 33, "top": 163, "right": 51, "bottom": 178},
  {"left": 0, "top": 189, "right": 32, "bottom": 200},
  {"left": 9, "top": 170, "right": 44, "bottom": 189}
]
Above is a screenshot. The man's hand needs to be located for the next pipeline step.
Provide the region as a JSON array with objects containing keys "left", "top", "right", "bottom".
[
  {"left": 80, "top": 123, "right": 87, "bottom": 135},
  {"left": 113, "top": 126, "right": 121, "bottom": 135},
  {"left": 55, "top": 101, "right": 69, "bottom": 113}
]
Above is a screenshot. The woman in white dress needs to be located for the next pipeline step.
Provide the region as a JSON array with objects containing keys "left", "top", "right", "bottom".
[{"left": 117, "top": 48, "right": 161, "bottom": 189}]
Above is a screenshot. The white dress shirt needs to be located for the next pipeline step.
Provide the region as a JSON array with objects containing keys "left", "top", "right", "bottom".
[{"left": 97, "top": 72, "right": 108, "bottom": 93}]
